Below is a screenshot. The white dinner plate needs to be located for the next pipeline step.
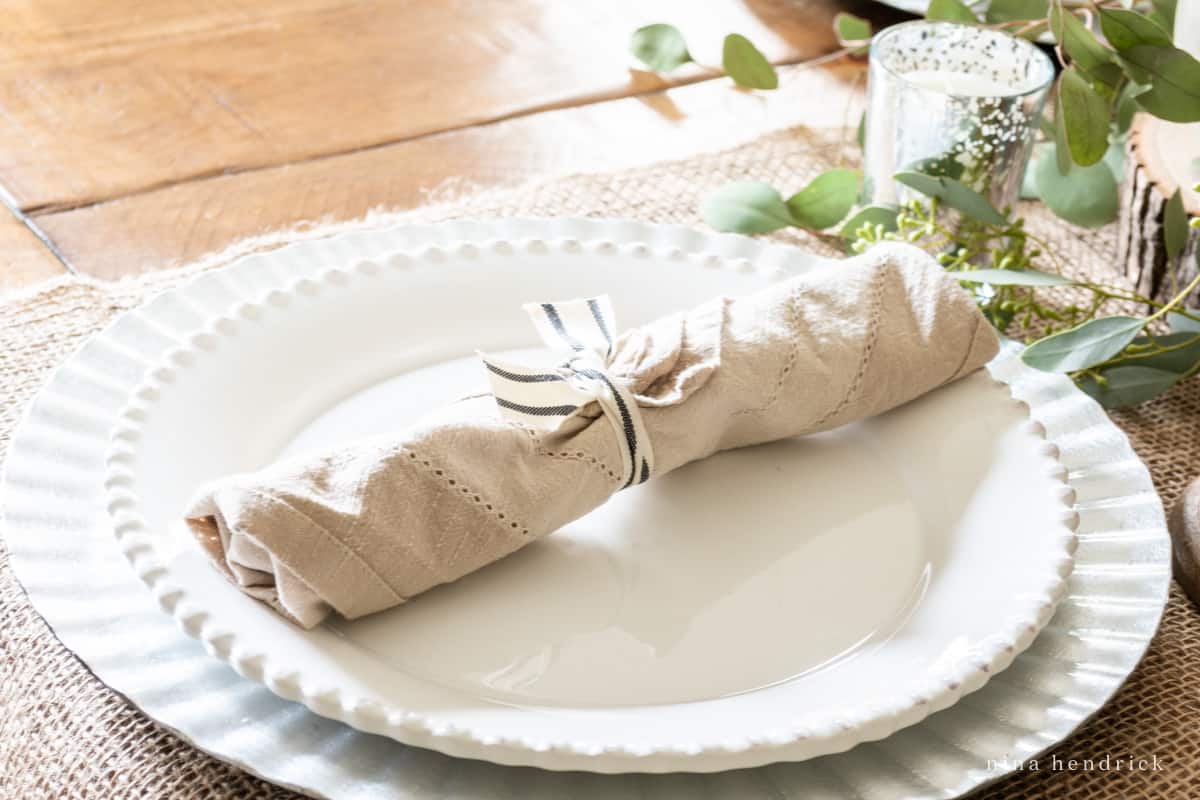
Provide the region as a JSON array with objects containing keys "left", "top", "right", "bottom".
[
  {"left": 100, "top": 231, "right": 1076, "bottom": 773},
  {"left": 3, "top": 219, "right": 1170, "bottom": 798}
]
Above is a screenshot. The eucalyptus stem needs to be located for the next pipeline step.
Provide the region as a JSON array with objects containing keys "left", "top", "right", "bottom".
[
  {"left": 1146, "top": 271, "right": 1200, "bottom": 324},
  {"left": 1088, "top": 333, "right": 1200, "bottom": 371}
]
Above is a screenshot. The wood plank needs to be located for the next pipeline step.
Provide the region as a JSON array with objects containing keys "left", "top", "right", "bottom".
[
  {"left": 0, "top": 0, "right": 858, "bottom": 212},
  {"left": 37, "top": 60, "right": 869, "bottom": 280},
  {"left": 0, "top": 211, "right": 67, "bottom": 292}
]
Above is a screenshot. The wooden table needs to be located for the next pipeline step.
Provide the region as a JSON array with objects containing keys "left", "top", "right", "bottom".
[{"left": 0, "top": 0, "right": 908, "bottom": 291}]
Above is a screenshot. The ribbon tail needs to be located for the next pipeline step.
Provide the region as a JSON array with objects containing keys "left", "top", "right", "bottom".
[
  {"left": 478, "top": 352, "right": 595, "bottom": 431},
  {"left": 522, "top": 295, "right": 617, "bottom": 360}
]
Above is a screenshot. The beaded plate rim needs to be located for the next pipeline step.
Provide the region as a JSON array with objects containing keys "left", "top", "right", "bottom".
[{"left": 101, "top": 234, "right": 1076, "bottom": 772}]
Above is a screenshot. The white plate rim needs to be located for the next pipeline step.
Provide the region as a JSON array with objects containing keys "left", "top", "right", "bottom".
[
  {"left": 99, "top": 234, "right": 1078, "bottom": 771},
  {"left": 2, "top": 217, "right": 1171, "bottom": 798}
]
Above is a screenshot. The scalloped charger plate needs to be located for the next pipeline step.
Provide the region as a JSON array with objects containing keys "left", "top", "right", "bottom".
[
  {"left": 100, "top": 232, "right": 1077, "bottom": 773},
  {"left": 2, "top": 219, "right": 1169, "bottom": 795}
]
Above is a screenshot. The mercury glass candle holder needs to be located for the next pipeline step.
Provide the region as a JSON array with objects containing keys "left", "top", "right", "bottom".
[{"left": 862, "top": 21, "right": 1055, "bottom": 215}]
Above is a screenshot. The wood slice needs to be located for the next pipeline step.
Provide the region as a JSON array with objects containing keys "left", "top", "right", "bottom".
[{"left": 1116, "top": 113, "right": 1200, "bottom": 307}]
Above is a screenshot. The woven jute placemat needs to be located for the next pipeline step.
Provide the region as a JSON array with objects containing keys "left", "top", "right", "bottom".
[{"left": 2, "top": 127, "right": 1198, "bottom": 799}]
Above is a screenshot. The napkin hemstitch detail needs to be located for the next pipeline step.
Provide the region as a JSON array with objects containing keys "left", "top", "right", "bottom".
[
  {"left": 538, "top": 447, "right": 623, "bottom": 485},
  {"left": 811, "top": 264, "right": 886, "bottom": 429},
  {"left": 240, "top": 486, "right": 405, "bottom": 607},
  {"left": 729, "top": 288, "right": 804, "bottom": 420},
  {"left": 404, "top": 449, "right": 533, "bottom": 539}
]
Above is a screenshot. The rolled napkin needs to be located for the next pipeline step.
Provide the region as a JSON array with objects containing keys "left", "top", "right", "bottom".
[{"left": 186, "top": 242, "right": 999, "bottom": 628}]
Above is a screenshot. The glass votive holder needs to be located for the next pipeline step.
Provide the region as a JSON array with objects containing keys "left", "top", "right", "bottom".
[{"left": 862, "top": 21, "right": 1055, "bottom": 215}]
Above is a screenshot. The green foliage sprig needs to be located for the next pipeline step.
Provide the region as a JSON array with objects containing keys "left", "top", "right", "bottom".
[
  {"left": 629, "top": 12, "right": 874, "bottom": 90},
  {"left": 633, "top": 1, "right": 1198, "bottom": 230},
  {"left": 699, "top": 171, "right": 861, "bottom": 234},
  {"left": 631, "top": 6, "right": 1200, "bottom": 407},
  {"left": 630, "top": 24, "right": 782, "bottom": 89},
  {"left": 843, "top": 174, "right": 1200, "bottom": 408},
  {"left": 698, "top": 162, "right": 1200, "bottom": 407}
]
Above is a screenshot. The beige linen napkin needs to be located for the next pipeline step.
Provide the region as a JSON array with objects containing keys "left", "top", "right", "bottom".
[{"left": 186, "top": 242, "right": 999, "bottom": 628}]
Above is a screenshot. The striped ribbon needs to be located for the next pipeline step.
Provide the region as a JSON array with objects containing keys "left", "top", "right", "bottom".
[{"left": 480, "top": 296, "right": 653, "bottom": 489}]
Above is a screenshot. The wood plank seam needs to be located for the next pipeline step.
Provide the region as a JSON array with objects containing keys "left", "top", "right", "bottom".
[
  {"left": 0, "top": 184, "right": 76, "bottom": 273},
  {"left": 31, "top": 58, "right": 872, "bottom": 279},
  {"left": 23, "top": 52, "right": 838, "bottom": 220}
]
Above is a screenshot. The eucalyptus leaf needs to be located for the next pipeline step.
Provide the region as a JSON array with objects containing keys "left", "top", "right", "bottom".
[
  {"left": 1118, "top": 54, "right": 1151, "bottom": 85},
  {"left": 1165, "top": 188, "right": 1188, "bottom": 260},
  {"left": 1151, "top": 0, "right": 1177, "bottom": 30},
  {"left": 1091, "top": 64, "right": 1127, "bottom": 99},
  {"left": 904, "top": 152, "right": 965, "bottom": 179},
  {"left": 786, "top": 169, "right": 861, "bottom": 230},
  {"left": 1129, "top": 331, "right": 1200, "bottom": 373},
  {"left": 1115, "top": 81, "right": 1145, "bottom": 133},
  {"left": 856, "top": 111, "right": 866, "bottom": 151},
  {"left": 1053, "top": 92, "right": 1073, "bottom": 175},
  {"left": 1169, "top": 311, "right": 1200, "bottom": 333},
  {"left": 1050, "top": 2, "right": 1116, "bottom": 76},
  {"left": 1078, "top": 365, "right": 1182, "bottom": 408},
  {"left": 700, "top": 181, "right": 793, "bottom": 233},
  {"left": 1098, "top": 8, "right": 1172, "bottom": 51},
  {"left": 926, "top": 0, "right": 978, "bottom": 23},
  {"left": 1123, "top": 46, "right": 1200, "bottom": 123},
  {"left": 1148, "top": 9, "right": 1173, "bottom": 30},
  {"left": 953, "top": 268, "right": 1075, "bottom": 286},
  {"left": 630, "top": 24, "right": 691, "bottom": 73},
  {"left": 1103, "top": 133, "right": 1126, "bottom": 181},
  {"left": 1058, "top": 67, "right": 1111, "bottom": 167},
  {"left": 840, "top": 204, "right": 900, "bottom": 238},
  {"left": 1026, "top": 139, "right": 1122, "bottom": 204},
  {"left": 893, "top": 171, "right": 1007, "bottom": 225},
  {"left": 834, "top": 12, "right": 872, "bottom": 46},
  {"left": 722, "top": 34, "right": 779, "bottom": 90},
  {"left": 1021, "top": 316, "right": 1145, "bottom": 372},
  {"left": 986, "top": 0, "right": 1048, "bottom": 22},
  {"left": 1034, "top": 145, "right": 1120, "bottom": 227}
]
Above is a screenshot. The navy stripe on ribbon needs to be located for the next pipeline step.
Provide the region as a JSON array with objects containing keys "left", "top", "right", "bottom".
[
  {"left": 576, "top": 366, "right": 639, "bottom": 488},
  {"left": 540, "top": 303, "right": 586, "bottom": 352},
  {"left": 587, "top": 298, "right": 613, "bottom": 356},
  {"left": 484, "top": 362, "right": 565, "bottom": 383}
]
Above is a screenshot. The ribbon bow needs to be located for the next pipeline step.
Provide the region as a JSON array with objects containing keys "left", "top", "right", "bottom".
[{"left": 480, "top": 296, "right": 653, "bottom": 489}]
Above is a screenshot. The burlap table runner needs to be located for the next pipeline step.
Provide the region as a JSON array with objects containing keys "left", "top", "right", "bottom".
[{"left": 1, "top": 127, "right": 1197, "bottom": 799}]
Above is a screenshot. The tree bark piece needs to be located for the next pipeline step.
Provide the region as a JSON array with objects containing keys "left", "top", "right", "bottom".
[
  {"left": 1170, "top": 476, "right": 1200, "bottom": 610},
  {"left": 1117, "top": 114, "right": 1200, "bottom": 307}
]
